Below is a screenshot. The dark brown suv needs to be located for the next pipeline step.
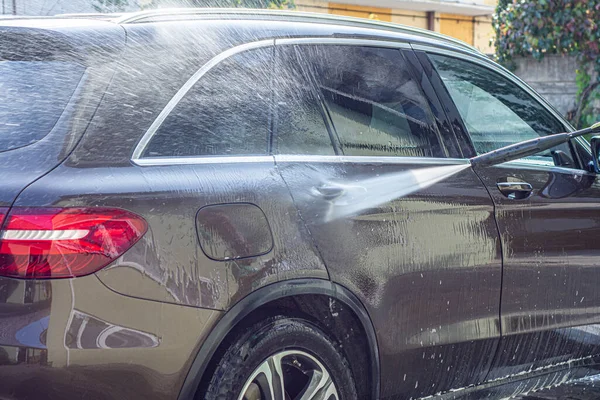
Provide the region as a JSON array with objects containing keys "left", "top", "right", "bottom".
[{"left": 2, "top": 9, "right": 600, "bottom": 400}]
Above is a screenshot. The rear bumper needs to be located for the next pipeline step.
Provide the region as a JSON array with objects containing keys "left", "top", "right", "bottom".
[{"left": 0, "top": 275, "right": 221, "bottom": 400}]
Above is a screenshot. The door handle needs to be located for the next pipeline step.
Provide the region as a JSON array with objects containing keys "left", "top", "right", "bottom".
[
  {"left": 314, "top": 184, "right": 345, "bottom": 200},
  {"left": 496, "top": 181, "right": 533, "bottom": 200}
]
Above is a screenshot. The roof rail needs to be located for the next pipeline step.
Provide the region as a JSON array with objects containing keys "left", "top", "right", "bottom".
[
  {"left": 116, "top": 8, "right": 480, "bottom": 54},
  {"left": 55, "top": 12, "right": 129, "bottom": 21}
]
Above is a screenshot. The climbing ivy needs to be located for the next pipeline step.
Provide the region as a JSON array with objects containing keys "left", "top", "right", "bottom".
[{"left": 493, "top": 0, "right": 600, "bottom": 127}]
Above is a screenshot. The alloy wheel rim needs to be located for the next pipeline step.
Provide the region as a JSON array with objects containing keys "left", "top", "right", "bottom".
[{"left": 238, "top": 350, "right": 340, "bottom": 400}]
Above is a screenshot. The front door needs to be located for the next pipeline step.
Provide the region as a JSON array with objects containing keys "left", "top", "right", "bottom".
[
  {"left": 273, "top": 40, "right": 503, "bottom": 399},
  {"left": 427, "top": 51, "right": 600, "bottom": 385}
]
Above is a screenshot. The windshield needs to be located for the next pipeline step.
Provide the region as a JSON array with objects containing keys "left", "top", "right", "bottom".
[{"left": 0, "top": 61, "right": 86, "bottom": 153}]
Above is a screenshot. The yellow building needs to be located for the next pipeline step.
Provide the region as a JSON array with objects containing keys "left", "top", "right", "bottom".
[{"left": 296, "top": 0, "right": 498, "bottom": 54}]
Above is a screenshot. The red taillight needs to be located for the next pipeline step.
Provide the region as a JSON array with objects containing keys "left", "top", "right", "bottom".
[
  {"left": 0, "top": 208, "right": 147, "bottom": 279},
  {"left": 0, "top": 208, "right": 7, "bottom": 228}
]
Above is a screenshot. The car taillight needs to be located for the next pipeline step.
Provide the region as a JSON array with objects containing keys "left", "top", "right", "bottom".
[
  {"left": 0, "top": 208, "right": 7, "bottom": 228},
  {"left": 0, "top": 208, "right": 147, "bottom": 279}
]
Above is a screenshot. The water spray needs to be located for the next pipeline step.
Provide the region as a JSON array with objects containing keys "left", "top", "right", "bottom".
[{"left": 321, "top": 122, "right": 600, "bottom": 222}]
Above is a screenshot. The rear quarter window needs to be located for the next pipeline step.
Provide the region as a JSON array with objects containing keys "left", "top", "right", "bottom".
[
  {"left": 141, "top": 47, "right": 273, "bottom": 158},
  {"left": 0, "top": 61, "right": 86, "bottom": 152}
]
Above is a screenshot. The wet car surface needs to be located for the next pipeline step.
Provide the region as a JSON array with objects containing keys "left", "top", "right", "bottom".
[
  {"left": 516, "top": 375, "right": 600, "bottom": 399},
  {"left": 1, "top": 8, "right": 600, "bottom": 400}
]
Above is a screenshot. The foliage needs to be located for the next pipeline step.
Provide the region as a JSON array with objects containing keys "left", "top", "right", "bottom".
[
  {"left": 266, "top": 0, "right": 294, "bottom": 9},
  {"left": 575, "top": 68, "right": 600, "bottom": 128},
  {"left": 93, "top": 0, "right": 130, "bottom": 12},
  {"left": 143, "top": 0, "right": 294, "bottom": 9},
  {"left": 493, "top": 1, "right": 600, "bottom": 127},
  {"left": 494, "top": 0, "right": 600, "bottom": 64},
  {"left": 492, "top": 0, "right": 512, "bottom": 68}
]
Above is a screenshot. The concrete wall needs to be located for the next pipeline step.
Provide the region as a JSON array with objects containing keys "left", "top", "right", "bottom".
[
  {"left": 473, "top": 15, "right": 493, "bottom": 54},
  {"left": 513, "top": 55, "right": 580, "bottom": 116}
]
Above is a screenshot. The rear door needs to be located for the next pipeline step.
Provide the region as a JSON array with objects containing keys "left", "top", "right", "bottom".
[
  {"left": 273, "top": 39, "right": 502, "bottom": 399},
  {"left": 424, "top": 49, "right": 600, "bottom": 383}
]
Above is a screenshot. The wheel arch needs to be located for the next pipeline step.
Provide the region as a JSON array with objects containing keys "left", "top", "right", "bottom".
[{"left": 178, "top": 278, "right": 380, "bottom": 400}]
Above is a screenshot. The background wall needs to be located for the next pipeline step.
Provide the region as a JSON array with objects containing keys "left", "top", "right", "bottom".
[
  {"left": 513, "top": 55, "right": 580, "bottom": 116},
  {"left": 297, "top": 0, "right": 497, "bottom": 53}
]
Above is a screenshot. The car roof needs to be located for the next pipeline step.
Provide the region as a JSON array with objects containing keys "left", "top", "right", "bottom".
[
  {"left": 0, "top": 8, "right": 481, "bottom": 56},
  {"left": 120, "top": 8, "right": 479, "bottom": 53}
]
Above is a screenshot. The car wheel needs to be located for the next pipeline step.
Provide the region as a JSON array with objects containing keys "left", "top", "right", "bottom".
[{"left": 203, "top": 316, "right": 358, "bottom": 400}]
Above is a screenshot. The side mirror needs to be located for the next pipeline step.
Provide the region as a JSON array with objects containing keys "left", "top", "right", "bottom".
[{"left": 591, "top": 135, "right": 600, "bottom": 173}]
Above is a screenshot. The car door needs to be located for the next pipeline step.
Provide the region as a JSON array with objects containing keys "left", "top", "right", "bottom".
[
  {"left": 68, "top": 42, "right": 328, "bottom": 312},
  {"left": 423, "top": 49, "right": 600, "bottom": 384},
  {"left": 273, "top": 39, "right": 502, "bottom": 399}
]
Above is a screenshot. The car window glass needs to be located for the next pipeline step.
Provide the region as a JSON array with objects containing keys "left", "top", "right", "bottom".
[
  {"left": 142, "top": 47, "right": 272, "bottom": 158},
  {"left": 0, "top": 61, "right": 85, "bottom": 153},
  {"left": 282, "top": 45, "right": 443, "bottom": 158},
  {"left": 274, "top": 46, "right": 335, "bottom": 156},
  {"left": 430, "top": 54, "right": 574, "bottom": 167}
]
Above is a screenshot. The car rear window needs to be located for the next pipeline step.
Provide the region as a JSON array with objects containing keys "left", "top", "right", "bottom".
[{"left": 0, "top": 61, "right": 86, "bottom": 152}]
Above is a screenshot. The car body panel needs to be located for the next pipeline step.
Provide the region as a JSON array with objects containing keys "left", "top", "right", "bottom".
[
  {"left": 14, "top": 160, "right": 327, "bottom": 310},
  {"left": 0, "top": 274, "right": 220, "bottom": 400},
  {"left": 278, "top": 155, "right": 502, "bottom": 398},
  {"left": 475, "top": 162, "right": 600, "bottom": 381}
]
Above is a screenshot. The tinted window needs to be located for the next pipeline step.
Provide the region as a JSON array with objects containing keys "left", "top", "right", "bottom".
[
  {"left": 0, "top": 61, "right": 85, "bottom": 153},
  {"left": 143, "top": 48, "right": 272, "bottom": 158},
  {"left": 274, "top": 46, "right": 335, "bottom": 156},
  {"left": 283, "top": 45, "right": 442, "bottom": 158},
  {"left": 430, "top": 54, "right": 572, "bottom": 165}
]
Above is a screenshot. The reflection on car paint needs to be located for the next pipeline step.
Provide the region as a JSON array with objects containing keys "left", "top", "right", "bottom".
[{"left": 66, "top": 310, "right": 160, "bottom": 349}]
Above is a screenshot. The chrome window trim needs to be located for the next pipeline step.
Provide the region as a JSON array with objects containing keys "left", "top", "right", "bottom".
[
  {"left": 134, "top": 155, "right": 471, "bottom": 167},
  {"left": 412, "top": 43, "right": 594, "bottom": 172},
  {"left": 131, "top": 39, "right": 275, "bottom": 161},
  {"left": 133, "top": 156, "right": 275, "bottom": 166},
  {"left": 275, "top": 155, "right": 469, "bottom": 165},
  {"left": 131, "top": 38, "right": 592, "bottom": 170}
]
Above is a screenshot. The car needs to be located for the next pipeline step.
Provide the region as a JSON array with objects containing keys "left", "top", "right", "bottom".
[{"left": 1, "top": 8, "right": 600, "bottom": 400}]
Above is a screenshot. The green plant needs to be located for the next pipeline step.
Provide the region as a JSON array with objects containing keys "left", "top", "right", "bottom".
[
  {"left": 493, "top": 0, "right": 600, "bottom": 127},
  {"left": 93, "top": 0, "right": 130, "bottom": 12}
]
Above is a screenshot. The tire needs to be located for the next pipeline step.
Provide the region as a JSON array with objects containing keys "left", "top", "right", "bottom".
[{"left": 203, "top": 316, "right": 358, "bottom": 400}]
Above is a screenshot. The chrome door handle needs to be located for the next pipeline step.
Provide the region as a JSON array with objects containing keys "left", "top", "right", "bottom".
[{"left": 497, "top": 181, "right": 533, "bottom": 200}]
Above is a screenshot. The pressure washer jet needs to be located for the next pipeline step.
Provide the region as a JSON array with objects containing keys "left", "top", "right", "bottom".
[{"left": 323, "top": 122, "right": 600, "bottom": 222}]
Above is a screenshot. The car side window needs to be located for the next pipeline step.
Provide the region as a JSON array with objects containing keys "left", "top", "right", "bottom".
[
  {"left": 430, "top": 54, "right": 576, "bottom": 167},
  {"left": 142, "top": 47, "right": 272, "bottom": 158},
  {"left": 276, "top": 45, "right": 443, "bottom": 158},
  {"left": 274, "top": 46, "right": 335, "bottom": 156}
]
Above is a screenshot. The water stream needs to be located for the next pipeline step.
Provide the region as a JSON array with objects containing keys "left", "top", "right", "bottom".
[{"left": 324, "top": 163, "right": 472, "bottom": 222}]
